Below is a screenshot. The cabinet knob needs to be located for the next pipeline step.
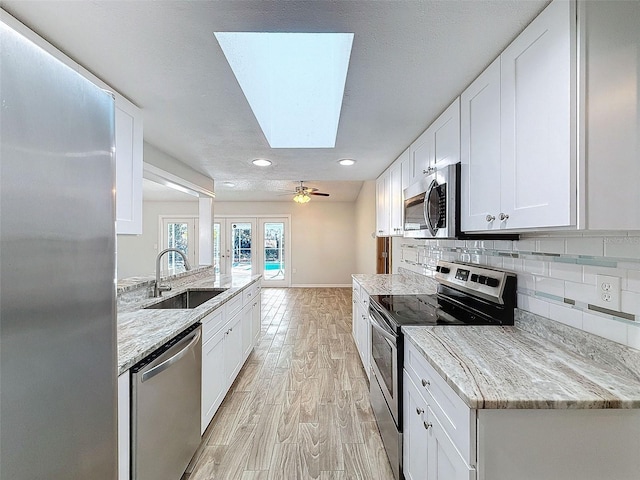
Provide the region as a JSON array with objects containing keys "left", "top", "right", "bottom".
[
  {"left": 423, "top": 421, "right": 432, "bottom": 430},
  {"left": 499, "top": 212, "right": 509, "bottom": 221},
  {"left": 423, "top": 167, "right": 435, "bottom": 175},
  {"left": 416, "top": 407, "right": 424, "bottom": 415},
  {"left": 421, "top": 378, "right": 430, "bottom": 387},
  {"left": 486, "top": 214, "right": 496, "bottom": 222}
]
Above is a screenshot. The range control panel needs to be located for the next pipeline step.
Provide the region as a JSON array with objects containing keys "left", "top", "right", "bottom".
[{"left": 435, "top": 261, "right": 516, "bottom": 305}]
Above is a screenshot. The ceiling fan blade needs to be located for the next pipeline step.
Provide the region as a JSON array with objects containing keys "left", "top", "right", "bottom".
[{"left": 310, "top": 192, "right": 330, "bottom": 196}]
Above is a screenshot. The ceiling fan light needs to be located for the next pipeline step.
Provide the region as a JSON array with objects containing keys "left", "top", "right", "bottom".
[{"left": 293, "top": 192, "right": 311, "bottom": 203}]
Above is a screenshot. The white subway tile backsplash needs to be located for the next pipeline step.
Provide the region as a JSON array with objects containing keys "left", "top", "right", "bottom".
[
  {"left": 536, "top": 238, "right": 565, "bottom": 254},
  {"left": 582, "top": 312, "right": 628, "bottom": 345},
  {"left": 604, "top": 236, "right": 640, "bottom": 259},
  {"left": 627, "top": 324, "right": 640, "bottom": 350},
  {"left": 517, "top": 273, "right": 536, "bottom": 291},
  {"left": 535, "top": 277, "right": 565, "bottom": 297},
  {"left": 565, "top": 281, "right": 596, "bottom": 304},
  {"left": 522, "top": 259, "right": 548, "bottom": 276},
  {"left": 548, "top": 262, "right": 583, "bottom": 282},
  {"left": 518, "top": 293, "right": 550, "bottom": 318},
  {"left": 565, "top": 237, "right": 604, "bottom": 256},
  {"left": 549, "top": 303, "right": 583, "bottom": 329},
  {"left": 627, "top": 270, "right": 640, "bottom": 293},
  {"left": 493, "top": 240, "right": 513, "bottom": 251},
  {"left": 514, "top": 239, "right": 536, "bottom": 252},
  {"left": 487, "top": 256, "right": 504, "bottom": 268},
  {"left": 582, "top": 266, "right": 627, "bottom": 286},
  {"left": 621, "top": 290, "right": 640, "bottom": 317}
]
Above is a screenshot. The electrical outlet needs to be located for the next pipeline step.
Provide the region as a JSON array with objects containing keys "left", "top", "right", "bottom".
[{"left": 593, "top": 274, "right": 621, "bottom": 310}]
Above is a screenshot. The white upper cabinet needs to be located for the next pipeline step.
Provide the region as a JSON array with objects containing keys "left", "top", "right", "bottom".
[
  {"left": 390, "top": 148, "right": 409, "bottom": 236},
  {"left": 582, "top": 0, "right": 640, "bottom": 230},
  {"left": 376, "top": 170, "right": 391, "bottom": 237},
  {"left": 461, "top": 0, "right": 574, "bottom": 232},
  {"left": 114, "top": 98, "right": 143, "bottom": 234},
  {"left": 408, "top": 98, "right": 461, "bottom": 186},
  {"left": 460, "top": 58, "right": 502, "bottom": 232},
  {"left": 500, "top": 0, "right": 573, "bottom": 230}
]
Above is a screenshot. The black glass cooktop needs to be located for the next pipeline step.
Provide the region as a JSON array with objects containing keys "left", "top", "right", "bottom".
[{"left": 370, "top": 292, "right": 504, "bottom": 333}]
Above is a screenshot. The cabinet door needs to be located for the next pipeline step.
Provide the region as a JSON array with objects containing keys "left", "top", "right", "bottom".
[
  {"left": 114, "top": 98, "right": 143, "bottom": 235},
  {"left": 201, "top": 327, "right": 226, "bottom": 433},
  {"left": 224, "top": 314, "right": 243, "bottom": 386},
  {"left": 252, "top": 291, "right": 262, "bottom": 346},
  {"left": 403, "top": 372, "right": 429, "bottom": 480},
  {"left": 460, "top": 58, "right": 502, "bottom": 232},
  {"left": 376, "top": 171, "right": 391, "bottom": 236},
  {"left": 409, "top": 128, "right": 433, "bottom": 185},
  {"left": 389, "top": 155, "right": 406, "bottom": 236},
  {"left": 500, "top": 0, "right": 574, "bottom": 229},
  {"left": 358, "top": 309, "right": 370, "bottom": 377},
  {"left": 241, "top": 302, "right": 253, "bottom": 362},
  {"left": 427, "top": 407, "right": 475, "bottom": 480},
  {"left": 352, "top": 291, "right": 360, "bottom": 344},
  {"left": 431, "top": 98, "right": 460, "bottom": 170}
]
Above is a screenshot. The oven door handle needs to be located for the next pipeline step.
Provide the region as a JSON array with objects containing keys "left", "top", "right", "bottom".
[{"left": 370, "top": 317, "right": 397, "bottom": 343}]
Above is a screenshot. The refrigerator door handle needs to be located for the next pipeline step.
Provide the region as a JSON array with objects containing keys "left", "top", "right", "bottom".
[{"left": 141, "top": 330, "right": 201, "bottom": 383}]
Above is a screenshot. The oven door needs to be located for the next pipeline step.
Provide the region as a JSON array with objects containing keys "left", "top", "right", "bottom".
[{"left": 369, "top": 309, "right": 399, "bottom": 424}]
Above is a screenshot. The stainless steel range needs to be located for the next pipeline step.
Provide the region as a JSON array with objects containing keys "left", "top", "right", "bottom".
[{"left": 368, "top": 261, "right": 517, "bottom": 480}]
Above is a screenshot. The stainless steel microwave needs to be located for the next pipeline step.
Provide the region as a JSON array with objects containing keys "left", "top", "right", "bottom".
[{"left": 403, "top": 163, "right": 459, "bottom": 239}]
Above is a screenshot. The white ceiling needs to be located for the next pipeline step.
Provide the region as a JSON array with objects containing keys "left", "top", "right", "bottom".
[{"left": 1, "top": 0, "right": 549, "bottom": 202}]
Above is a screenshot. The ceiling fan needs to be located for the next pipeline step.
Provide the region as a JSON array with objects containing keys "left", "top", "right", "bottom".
[{"left": 281, "top": 181, "right": 330, "bottom": 203}]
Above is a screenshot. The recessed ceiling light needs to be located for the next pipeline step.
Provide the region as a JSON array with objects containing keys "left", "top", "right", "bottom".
[
  {"left": 222, "top": 181, "right": 236, "bottom": 187},
  {"left": 215, "top": 32, "right": 354, "bottom": 149},
  {"left": 338, "top": 158, "right": 356, "bottom": 166},
  {"left": 252, "top": 158, "right": 272, "bottom": 167}
]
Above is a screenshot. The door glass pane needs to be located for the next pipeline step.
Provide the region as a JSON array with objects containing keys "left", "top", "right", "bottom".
[
  {"left": 167, "top": 222, "right": 188, "bottom": 270},
  {"left": 213, "top": 223, "right": 221, "bottom": 275},
  {"left": 231, "top": 222, "right": 252, "bottom": 277},
  {"left": 263, "top": 222, "right": 285, "bottom": 280}
]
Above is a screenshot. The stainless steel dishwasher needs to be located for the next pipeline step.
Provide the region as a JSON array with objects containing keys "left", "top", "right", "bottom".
[{"left": 131, "top": 323, "right": 202, "bottom": 480}]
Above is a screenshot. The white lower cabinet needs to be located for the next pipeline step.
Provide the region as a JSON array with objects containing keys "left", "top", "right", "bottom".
[
  {"left": 404, "top": 341, "right": 640, "bottom": 480},
  {"left": 201, "top": 280, "right": 262, "bottom": 434},
  {"left": 403, "top": 371, "right": 475, "bottom": 480},
  {"left": 351, "top": 279, "right": 370, "bottom": 379}
]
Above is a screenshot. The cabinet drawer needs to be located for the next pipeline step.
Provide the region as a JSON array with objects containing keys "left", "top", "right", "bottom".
[
  {"left": 242, "top": 283, "right": 257, "bottom": 306},
  {"left": 202, "top": 307, "right": 225, "bottom": 343},
  {"left": 352, "top": 280, "right": 361, "bottom": 298},
  {"left": 225, "top": 293, "right": 243, "bottom": 318},
  {"left": 405, "top": 341, "right": 475, "bottom": 465}
]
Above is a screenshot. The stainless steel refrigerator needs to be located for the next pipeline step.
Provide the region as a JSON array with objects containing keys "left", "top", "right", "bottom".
[{"left": 0, "top": 21, "right": 117, "bottom": 479}]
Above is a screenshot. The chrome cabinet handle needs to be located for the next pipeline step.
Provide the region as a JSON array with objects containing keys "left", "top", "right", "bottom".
[
  {"left": 486, "top": 214, "right": 496, "bottom": 222},
  {"left": 423, "top": 421, "right": 432, "bottom": 430},
  {"left": 500, "top": 213, "right": 509, "bottom": 221},
  {"left": 416, "top": 407, "right": 424, "bottom": 415},
  {"left": 421, "top": 378, "right": 430, "bottom": 387},
  {"left": 423, "top": 167, "right": 435, "bottom": 175}
]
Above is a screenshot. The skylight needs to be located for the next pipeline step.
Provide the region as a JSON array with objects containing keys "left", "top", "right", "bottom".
[{"left": 214, "top": 32, "right": 354, "bottom": 149}]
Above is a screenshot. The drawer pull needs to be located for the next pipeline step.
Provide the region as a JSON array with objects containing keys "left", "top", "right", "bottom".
[
  {"left": 416, "top": 407, "right": 424, "bottom": 415},
  {"left": 423, "top": 421, "right": 432, "bottom": 430},
  {"left": 421, "top": 379, "right": 430, "bottom": 388}
]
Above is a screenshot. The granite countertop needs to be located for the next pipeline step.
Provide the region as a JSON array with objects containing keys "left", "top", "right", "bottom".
[
  {"left": 403, "top": 318, "right": 640, "bottom": 410},
  {"left": 117, "top": 273, "right": 261, "bottom": 375},
  {"left": 352, "top": 273, "right": 438, "bottom": 295}
]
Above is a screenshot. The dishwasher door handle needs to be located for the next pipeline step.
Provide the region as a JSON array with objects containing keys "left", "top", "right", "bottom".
[{"left": 141, "top": 329, "right": 201, "bottom": 383}]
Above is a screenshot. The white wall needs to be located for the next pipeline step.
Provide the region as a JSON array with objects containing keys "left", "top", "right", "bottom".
[
  {"left": 144, "top": 142, "right": 213, "bottom": 192},
  {"left": 215, "top": 201, "right": 357, "bottom": 286},
  {"left": 393, "top": 233, "right": 640, "bottom": 350},
  {"left": 355, "top": 180, "right": 377, "bottom": 275},
  {"left": 117, "top": 201, "right": 198, "bottom": 279}
]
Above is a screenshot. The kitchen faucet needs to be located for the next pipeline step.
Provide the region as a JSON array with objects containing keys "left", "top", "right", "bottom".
[{"left": 154, "top": 248, "right": 191, "bottom": 297}]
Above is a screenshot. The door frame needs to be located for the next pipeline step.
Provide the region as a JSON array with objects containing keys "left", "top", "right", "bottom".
[{"left": 215, "top": 215, "right": 291, "bottom": 287}]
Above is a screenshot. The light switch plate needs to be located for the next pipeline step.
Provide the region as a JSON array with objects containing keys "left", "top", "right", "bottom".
[{"left": 593, "top": 274, "right": 621, "bottom": 311}]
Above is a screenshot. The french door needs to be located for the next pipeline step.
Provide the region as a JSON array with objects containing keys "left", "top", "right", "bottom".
[
  {"left": 214, "top": 216, "right": 290, "bottom": 286},
  {"left": 160, "top": 216, "right": 199, "bottom": 271}
]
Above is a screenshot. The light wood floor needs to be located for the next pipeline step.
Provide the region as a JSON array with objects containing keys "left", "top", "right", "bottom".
[{"left": 184, "top": 287, "right": 395, "bottom": 480}]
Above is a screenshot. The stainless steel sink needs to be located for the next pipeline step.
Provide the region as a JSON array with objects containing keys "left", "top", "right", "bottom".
[{"left": 144, "top": 288, "right": 228, "bottom": 310}]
